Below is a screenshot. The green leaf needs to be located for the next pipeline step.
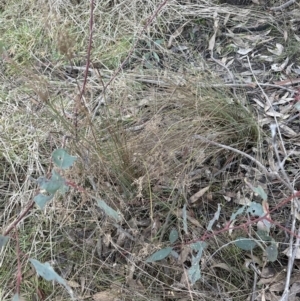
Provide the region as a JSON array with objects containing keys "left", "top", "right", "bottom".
[
  {"left": 30, "top": 259, "right": 66, "bottom": 284},
  {"left": 0, "top": 235, "right": 9, "bottom": 249},
  {"left": 190, "top": 241, "right": 207, "bottom": 252},
  {"left": 253, "top": 186, "right": 268, "bottom": 201},
  {"left": 265, "top": 244, "right": 278, "bottom": 262},
  {"left": 230, "top": 205, "right": 246, "bottom": 221},
  {"left": 97, "top": 199, "right": 121, "bottom": 222},
  {"left": 30, "top": 259, "right": 74, "bottom": 297},
  {"left": 207, "top": 203, "right": 221, "bottom": 231},
  {"left": 154, "top": 39, "right": 164, "bottom": 46},
  {"left": 170, "top": 250, "right": 179, "bottom": 259},
  {"left": 187, "top": 244, "right": 206, "bottom": 284},
  {"left": 235, "top": 238, "right": 257, "bottom": 251},
  {"left": 169, "top": 229, "right": 179, "bottom": 244},
  {"left": 262, "top": 219, "right": 271, "bottom": 231},
  {"left": 37, "top": 170, "right": 66, "bottom": 194},
  {"left": 188, "top": 262, "right": 201, "bottom": 285},
  {"left": 12, "top": 294, "right": 25, "bottom": 301},
  {"left": 256, "top": 230, "right": 272, "bottom": 242},
  {"left": 34, "top": 194, "right": 54, "bottom": 209},
  {"left": 52, "top": 149, "right": 77, "bottom": 169},
  {"left": 182, "top": 204, "right": 188, "bottom": 234},
  {"left": 146, "top": 247, "right": 173, "bottom": 262},
  {"left": 294, "top": 102, "right": 300, "bottom": 111},
  {"left": 152, "top": 51, "right": 160, "bottom": 62},
  {"left": 247, "top": 202, "right": 264, "bottom": 217}
]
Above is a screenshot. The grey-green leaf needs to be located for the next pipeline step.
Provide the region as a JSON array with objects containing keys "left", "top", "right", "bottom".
[
  {"left": 256, "top": 230, "right": 272, "bottom": 242},
  {"left": 30, "top": 259, "right": 66, "bottom": 285},
  {"left": 235, "top": 238, "right": 257, "bottom": 251},
  {"left": 265, "top": 244, "right": 278, "bottom": 262},
  {"left": 247, "top": 202, "right": 264, "bottom": 217},
  {"left": 12, "top": 294, "right": 24, "bottom": 301},
  {"left": 146, "top": 247, "right": 173, "bottom": 262},
  {"left": 52, "top": 149, "right": 77, "bottom": 169},
  {"left": 230, "top": 205, "right": 246, "bottom": 221},
  {"left": 188, "top": 263, "right": 201, "bottom": 285},
  {"left": 37, "top": 170, "right": 65, "bottom": 194},
  {"left": 169, "top": 229, "right": 179, "bottom": 244},
  {"left": 34, "top": 194, "right": 54, "bottom": 209},
  {"left": 295, "top": 102, "right": 300, "bottom": 111},
  {"left": 97, "top": 199, "right": 121, "bottom": 222},
  {"left": 253, "top": 186, "right": 268, "bottom": 201},
  {"left": 30, "top": 259, "right": 74, "bottom": 298},
  {"left": 0, "top": 235, "right": 9, "bottom": 249},
  {"left": 190, "top": 241, "right": 207, "bottom": 252},
  {"left": 207, "top": 203, "right": 221, "bottom": 231}
]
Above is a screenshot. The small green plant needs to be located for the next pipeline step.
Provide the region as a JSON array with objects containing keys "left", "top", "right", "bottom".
[
  {"left": 1, "top": 147, "right": 126, "bottom": 300},
  {"left": 33, "top": 149, "right": 77, "bottom": 209},
  {"left": 146, "top": 184, "right": 298, "bottom": 285}
]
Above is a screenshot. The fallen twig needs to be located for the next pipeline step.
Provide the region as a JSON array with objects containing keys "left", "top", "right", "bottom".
[{"left": 270, "top": 0, "right": 296, "bottom": 11}]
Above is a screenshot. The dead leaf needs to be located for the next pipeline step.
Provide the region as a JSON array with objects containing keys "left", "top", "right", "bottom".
[
  {"left": 268, "top": 43, "right": 284, "bottom": 56},
  {"left": 173, "top": 209, "right": 202, "bottom": 228},
  {"left": 178, "top": 245, "right": 191, "bottom": 265},
  {"left": 208, "top": 32, "right": 217, "bottom": 52},
  {"left": 289, "top": 282, "right": 300, "bottom": 301},
  {"left": 283, "top": 246, "right": 300, "bottom": 259},
  {"left": 190, "top": 186, "right": 210, "bottom": 203},
  {"left": 269, "top": 280, "right": 285, "bottom": 292},
  {"left": 271, "top": 57, "right": 289, "bottom": 72},
  {"left": 208, "top": 12, "right": 219, "bottom": 52},
  {"left": 167, "top": 21, "right": 190, "bottom": 49},
  {"left": 211, "top": 262, "right": 231, "bottom": 272},
  {"left": 273, "top": 78, "right": 300, "bottom": 86},
  {"left": 67, "top": 280, "right": 80, "bottom": 288},
  {"left": 279, "top": 124, "right": 298, "bottom": 138},
  {"left": 93, "top": 290, "right": 119, "bottom": 301}
]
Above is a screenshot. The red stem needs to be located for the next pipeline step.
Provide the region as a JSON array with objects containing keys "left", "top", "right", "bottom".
[{"left": 197, "top": 191, "right": 300, "bottom": 243}]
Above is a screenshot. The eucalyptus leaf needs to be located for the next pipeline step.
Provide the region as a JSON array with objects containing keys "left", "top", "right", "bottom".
[
  {"left": 265, "top": 244, "right": 278, "bottom": 262},
  {"left": 146, "top": 247, "right": 173, "bottom": 262},
  {"left": 12, "top": 294, "right": 25, "bottom": 301},
  {"left": 235, "top": 238, "right": 257, "bottom": 251},
  {"left": 37, "top": 170, "right": 65, "bottom": 194},
  {"left": 253, "top": 185, "right": 268, "bottom": 201},
  {"left": 0, "top": 235, "right": 9, "bottom": 249},
  {"left": 30, "top": 259, "right": 66, "bottom": 285},
  {"left": 230, "top": 205, "right": 246, "bottom": 221},
  {"left": 169, "top": 229, "right": 179, "bottom": 244},
  {"left": 30, "top": 259, "right": 73, "bottom": 296},
  {"left": 97, "top": 199, "right": 121, "bottom": 222},
  {"left": 52, "top": 149, "right": 77, "bottom": 169},
  {"left": 188, "top": 262, "right": 201, "bottom": 285},
  {"left": 247, "top": 202, "right": 264, "bottom": 217},
  {"left": 207, "top": 203, "right": 221, "bottom": 231},
  {"left": 34, "top": 194, "right": 54, "bottom": 209},
  {"left": 256, "top": 230, "right": 272, "bottom": 242},
  {"left": 190, "top": 241, "right": 207, "bottom": 252}
]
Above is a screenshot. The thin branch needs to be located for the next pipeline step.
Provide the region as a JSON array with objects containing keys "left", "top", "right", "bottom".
[
  {"left": 270, "top": 0, "right": 296, "bottom": 11},
  {"left": 279, "top": 217, "right": 300, "bottom": 301},
  {"left": 78, "top": 0, "right": 95, "bottom": 104}
]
